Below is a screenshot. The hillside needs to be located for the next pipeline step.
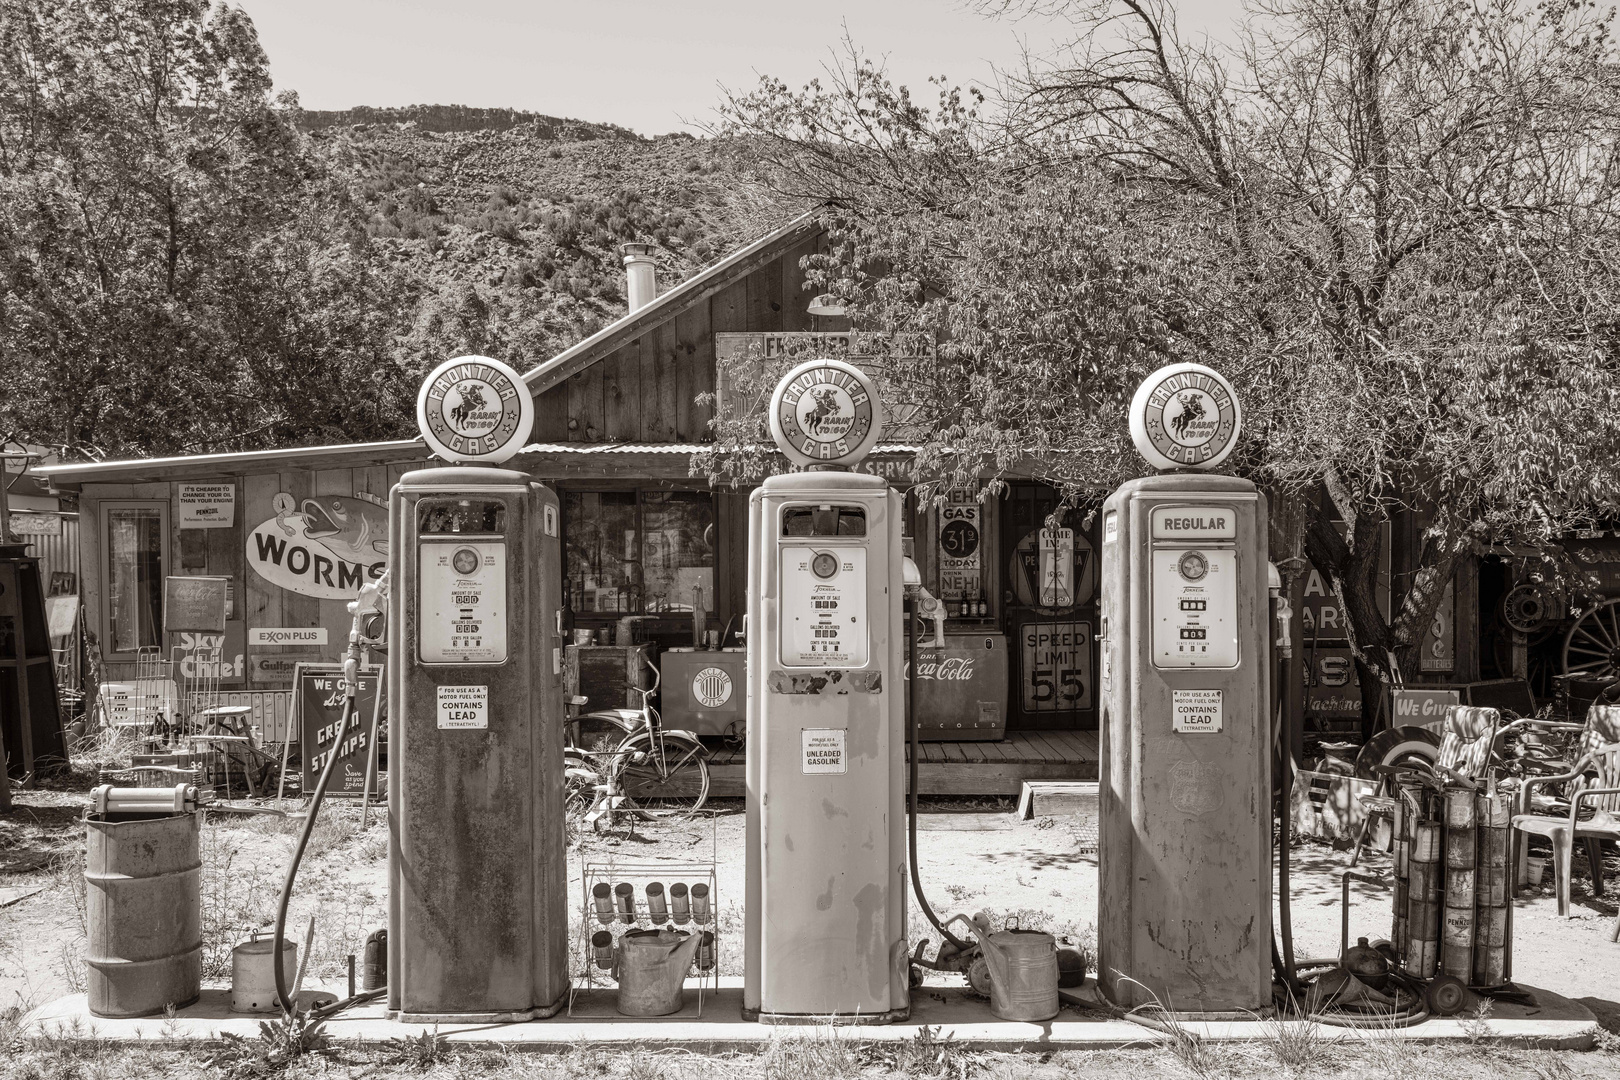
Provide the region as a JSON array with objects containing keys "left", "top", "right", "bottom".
[{"left": 313, "top": 107, "right": 793, "bottom": 375}]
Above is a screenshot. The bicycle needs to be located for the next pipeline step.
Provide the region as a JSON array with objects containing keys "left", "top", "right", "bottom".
[{"left": 564, "top": 658, "right": 710, "bottom": 835}]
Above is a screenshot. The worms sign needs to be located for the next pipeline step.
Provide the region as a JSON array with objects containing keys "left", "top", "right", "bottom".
[{"left": 247, "top": 493, "right": 388, "bottom": 601}]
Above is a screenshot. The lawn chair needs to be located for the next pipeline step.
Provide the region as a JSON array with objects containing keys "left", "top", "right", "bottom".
[{"left": 1510, "top": 704, "right": 1620, "bottom": 918}]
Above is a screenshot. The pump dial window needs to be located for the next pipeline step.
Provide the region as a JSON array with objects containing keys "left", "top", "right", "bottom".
[
  {"left": 1177, "top": 551, "right": 1209, "bottom": 581},
  {"left": 452, "top": 547, "right": 481, "bottom": 575},
  {"left": 811, "top": 552, "right": 840, "bottom": 579}
]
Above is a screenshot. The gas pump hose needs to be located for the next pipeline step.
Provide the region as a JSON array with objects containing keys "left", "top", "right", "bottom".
[
  {"left": 271, "top": 636, "right": 386, "bottom": 1018},
  {"left": 906, "top": 598, "right": 969, "bottom": 954}
]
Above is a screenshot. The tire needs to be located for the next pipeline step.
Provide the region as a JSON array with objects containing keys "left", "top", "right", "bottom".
[
  {"left": 619, "top": 732, "right": 710, "bottom": 817},
  {"left": 1354, "top": 726, "right": 1442, "bottom": 780},
  {"left": 1424, "top": 974, "right": 1467, "bottom": 1016}
]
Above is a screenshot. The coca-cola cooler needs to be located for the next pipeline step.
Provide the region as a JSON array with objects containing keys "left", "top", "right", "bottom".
[
  {"left": 660, "top": 647, "right": 746, "bottom": 738},
  {"left": 910, "top": 631, "right": 1008, "bottom": 740}
]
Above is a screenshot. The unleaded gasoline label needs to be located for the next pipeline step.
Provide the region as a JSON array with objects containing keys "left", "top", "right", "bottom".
[
  {"left": 802, "top": 728, "right": 847, "bottom": 774},
  {"left": 1172, "top": 689, "right": 1223, "bottom": 733},
  {"left": 437, "top": 685, "right": 489, "bottom": 729}
]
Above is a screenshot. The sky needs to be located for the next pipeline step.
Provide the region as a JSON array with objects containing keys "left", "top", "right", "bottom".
[{"left": 242, "top": 0, "right": 1247, "bottom": 136}]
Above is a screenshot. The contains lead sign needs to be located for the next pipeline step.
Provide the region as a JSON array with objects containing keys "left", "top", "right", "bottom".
[
  {"left": 1172, "top": 689, "right": 1223, "bottom": 733},
  {"left": 436, "top": 685, "right": 489, "bottom": 730}
]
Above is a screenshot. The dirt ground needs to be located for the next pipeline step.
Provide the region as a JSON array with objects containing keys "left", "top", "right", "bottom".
[{"left": 4, "top": 777, "right": 1617, "bottom": 1034}]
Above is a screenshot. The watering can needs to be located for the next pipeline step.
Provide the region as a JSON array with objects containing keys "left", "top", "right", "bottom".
[
  {"left": 946, "top": 913, "right": 1060, "bottom": 1022},
  {"left": 613, "top": 928, "right": 703, "bottom": 1016}
]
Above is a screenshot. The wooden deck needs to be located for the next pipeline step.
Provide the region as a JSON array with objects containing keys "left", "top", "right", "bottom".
[{"left": 702, "top": 729, "right": 1099, "bottom": 797}]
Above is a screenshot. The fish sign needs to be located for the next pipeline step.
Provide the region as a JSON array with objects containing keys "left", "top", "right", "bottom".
[{"left": 247, "top": 493, "right": 388, "bottom": 601}]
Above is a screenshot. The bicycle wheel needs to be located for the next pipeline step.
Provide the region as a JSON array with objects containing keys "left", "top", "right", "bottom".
[{"left": 619, "top": 731, "right": 709, "bottom": 817}]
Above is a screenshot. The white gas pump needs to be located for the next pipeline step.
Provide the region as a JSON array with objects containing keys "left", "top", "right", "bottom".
[
  {"left": 387, "top": 356, "right": 570, "bottom": 1022},
  {"left": 743, "top": 358, "right": 910, "bottom": 1023},
  {"left": 1097, "top": 363, "right": 1273, "bottom": 1015}
]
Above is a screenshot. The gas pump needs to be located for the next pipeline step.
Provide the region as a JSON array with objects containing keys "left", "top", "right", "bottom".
[
  {"left": 1097, "top": 363, "right": 1273, "bottom": 1014},
  {"left": 387, "top": 356, "right": 569, "bottom": 1022},
  {"left": 743, "top": 358, "right": 910, "bottom": 1023}
]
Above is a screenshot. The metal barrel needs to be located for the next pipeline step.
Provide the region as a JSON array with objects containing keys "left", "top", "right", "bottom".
[
  {"left": 85, "top": 811, "right": 202, "bottom": 1018},
  {"left": 1404, "top": 823, "right": 1442, "bottom": 977},
  {"left": 1440, "top": 902, "right": 1474, "bottom": 980}
]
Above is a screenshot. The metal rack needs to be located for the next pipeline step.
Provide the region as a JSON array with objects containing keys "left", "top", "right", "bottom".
[{"left": 569, "top": 812, "right": 720, "bottom": 1018}]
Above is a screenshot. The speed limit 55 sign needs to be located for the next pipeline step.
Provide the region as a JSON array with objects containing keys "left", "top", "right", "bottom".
[{"left": 1020, "top": 621, "right": 1093, "bottom": 711}]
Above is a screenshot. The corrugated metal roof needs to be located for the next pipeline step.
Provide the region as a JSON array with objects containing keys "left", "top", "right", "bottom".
[
  {"left": 36, "top": 439, "right": 428, "bottom": 484},
  {"left": 518, "top": 443, "right": 922, "bottom": 455}
]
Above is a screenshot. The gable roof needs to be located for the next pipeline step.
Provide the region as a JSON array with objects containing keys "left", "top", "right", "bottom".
[{"left": 521, "top": 211, "right": 821, "bottom": 394}]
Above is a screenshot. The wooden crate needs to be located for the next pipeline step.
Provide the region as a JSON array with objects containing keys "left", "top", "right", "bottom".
[{"left": 565, "top": 644, "right": 654, "bottom": 711}]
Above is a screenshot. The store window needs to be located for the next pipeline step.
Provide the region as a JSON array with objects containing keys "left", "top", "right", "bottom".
[
  {"left": 564, "top": 490, "right": 716, "bottom": 614},
  {"left": 104, "top": 503, "right": 168, "bottom": 655}
]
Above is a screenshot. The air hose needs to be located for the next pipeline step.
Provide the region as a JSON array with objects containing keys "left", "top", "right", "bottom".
[{"left": 906, "top": 597, "right": 968, "bottom": 953}]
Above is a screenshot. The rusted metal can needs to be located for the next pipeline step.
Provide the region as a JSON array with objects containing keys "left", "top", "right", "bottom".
[
  {"left": 697, "top": 930, "right": 716, "bottom": 971},
  {"left": 362, "top": 928, "right": 387, "bottom": 991},
  {"left": 615, "top": 882, "right": 637, "bottom": 923},
  {"left": 1446, "top": 867, "right": 1476, "bottom": 904},
  {"left": 1404, "top": 934, "right": 1437, "bottom": 978},
  {"left": 1473, "top": 945, "right": 1506, "bottom": 987},
  {"left": 1475, "top": 865, "right": 1507, "bottom": 908},
  {"left": 690, "top": 882, "right": 711, "bottom": 923},
  {"left": 593, "top": 882, "right": 614, "bottom": 924},
  {"left": 1440, "top": 904, "right": 1474, "bottom": 980},
  {"left": 646, "top": 882, "right": 669, "bottom": 924},
  {"left": 1411, "top": 821, "right": 1440, "bottom": 864},
  {"left": 592, "top": 930, "right": 615, "bottom": 970},
  {"left": 1475, "top": 903, "right": 1507, "bottom": 949},
  {"left": 1408, "top": 859, "right": 1442, "bottom": 902},
  {"left": 670, "top": 882, "right": 690, "bottom": 924}
]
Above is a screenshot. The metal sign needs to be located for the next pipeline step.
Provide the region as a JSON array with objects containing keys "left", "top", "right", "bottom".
[
  {"left": 1152, "top": 548, "right": 1239, "bottom": 667},
  {"left": 177, "top": 483, "right": 235, "bottom": 528},
  {"left": 417, "top": 355, "right": 534, "bottom": 465},
  {"left": 768, "top": 358, "right": 883, "bottom": 467},
  {"left": 1129, "top": 363, "right": 1242, "bottom": 471},
  {"left": 418, "top": 541, "right": 508, "bottom": 664},
  {"left": 297, "top": 664, "right": 380, "bottom": 797},
  {"left": 246, "top": 493, "right": 388, "bottom": 601},
  {"left": 1172, "top": 688, "right": 1224, "bottom": 733},
  {"left": 780, "top": 545, "right": 868, "bottom": 667}
]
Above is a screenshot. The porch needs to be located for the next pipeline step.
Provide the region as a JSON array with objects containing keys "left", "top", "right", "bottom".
[{"left": 703, "top": 729, "right": 1100, "bottom": 797}]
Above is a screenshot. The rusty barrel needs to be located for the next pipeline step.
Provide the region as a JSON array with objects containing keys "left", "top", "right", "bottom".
[
  {"left": 1440, "top": 789, "right": 1476, "bottom": 981},
  {"left": 1404, "top": 821, "right": 1442, "bottom": 978},
  {"left": 85, "top": 811, "right": 202, "bottom": 1018},
  {"left": 1473, "top": 793, "right": 1511, "bottom": 986}
]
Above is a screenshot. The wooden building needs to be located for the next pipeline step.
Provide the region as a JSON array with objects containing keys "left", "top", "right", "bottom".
[{"left": 38, "top": 215, "right": 1104, "bottom": 794}]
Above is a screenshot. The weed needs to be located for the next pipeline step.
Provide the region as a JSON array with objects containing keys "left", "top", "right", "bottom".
[
  {"left": 881, "top": 1024, "right": 967, "bottom": 1079},
  {"left": 1356, "top": 1007, "right": 1420, "bottom": 1080},
  {"left": 944, "top": 883, "right": 976, "bottom": 903},
  {"left": 1530, "top": 1049, "right": 1578, "bottom": 1080},
  {"left": 1258, "top": 1009, "right": 1339, "bottom": 1072},
  {"left": 388, "top": 1024, "right": 447, "bottom": 1069},
  {"left": 207, "top": 1010, "right": 333, "bottom": 1078},
  {"left": 1460, "top": 997, "right": 1494, "bottom": 1045},
  {"left": 759, "top": 1025, "right": 862, "bottom": 1080}
]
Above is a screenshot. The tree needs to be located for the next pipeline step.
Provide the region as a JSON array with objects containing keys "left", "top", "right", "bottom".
[
  {"left": 0, "top": 0, "right": 416, "bottom": 458},
  {"left": 719, "top": 1, "right": 1620, "bottom": 727}
]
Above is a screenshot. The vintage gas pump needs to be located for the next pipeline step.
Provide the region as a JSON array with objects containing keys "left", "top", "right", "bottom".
[
  {"left": 387, "top": 356, "right": 570, "bottom": 1022},
  {"left": 743, "top": 358, "right": 910, "bottom": 1023},
  {"left": 1097, "top": 363, "right": 1273, "bottom": 1014}
]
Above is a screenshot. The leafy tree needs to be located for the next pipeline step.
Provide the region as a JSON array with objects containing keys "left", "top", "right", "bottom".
[
  {"left": 719, "top": 2, "right": 1620, "bottom": 726},
  {"left": 0, "top": 0, "right": 415, "bottom": 458}
]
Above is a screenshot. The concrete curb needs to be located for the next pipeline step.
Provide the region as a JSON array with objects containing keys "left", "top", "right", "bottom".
[{"left": 22, "top": 979, "right": 1601, "bottom": 1052}]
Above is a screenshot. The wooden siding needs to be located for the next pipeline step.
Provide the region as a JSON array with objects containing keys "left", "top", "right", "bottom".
[{"left": 532, "top": 229, "right": 840, "bottom": 444}]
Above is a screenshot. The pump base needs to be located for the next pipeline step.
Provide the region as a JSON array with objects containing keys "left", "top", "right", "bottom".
[
  {"left": 743, "top": 1005, "right": 910, "bottom": 1025},
  {"left": 389, "top": 991, "right": 567, "bottom": 1025}
]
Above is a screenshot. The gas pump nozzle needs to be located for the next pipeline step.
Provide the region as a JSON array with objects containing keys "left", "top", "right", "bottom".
[
  {"left": 347, "top": 571, "right": 390, "bottom": 676},
  {"left": 902, "top": 557, "right": 945, "bottom": 648}
]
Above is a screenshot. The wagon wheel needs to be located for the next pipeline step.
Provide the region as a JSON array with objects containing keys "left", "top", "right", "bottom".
[{"left": 1561, "top": 598, "right": 1620, "bottom": 679}]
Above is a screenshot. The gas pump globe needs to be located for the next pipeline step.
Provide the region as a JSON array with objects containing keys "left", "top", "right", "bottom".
[{"left": 1097, "top": 363, "right": 1273, "bottom": 1015}]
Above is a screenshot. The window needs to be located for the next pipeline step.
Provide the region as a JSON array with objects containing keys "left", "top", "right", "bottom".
[
  {"left": 564, "top": 490, "right": 715, "bottom": 615},
  {"left": 104, "top": 503, "right": 168, "bottom": 655}
]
